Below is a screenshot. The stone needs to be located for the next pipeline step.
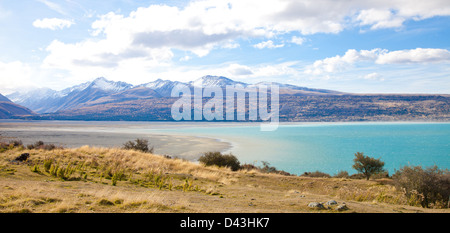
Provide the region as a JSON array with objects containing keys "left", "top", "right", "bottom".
[
  {"left": 336, "top": 204, "right": 349, "bottom": 211},
  {"left": 326, "top": 200, "right": 338, "bottom": 206},
  {"left": 308, "top": 202, "right": 325, "bottom": 209}
]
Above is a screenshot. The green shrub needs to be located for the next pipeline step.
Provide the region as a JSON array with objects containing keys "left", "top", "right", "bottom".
[
  {"left": 393, "top": 165, "right": 450, "bottom": 208},
  {"left": 198, "top": 152, "right": 241, "bottom": 171},
  {"left": 123, "top": 138, "right": 154, "bottom": 153}
]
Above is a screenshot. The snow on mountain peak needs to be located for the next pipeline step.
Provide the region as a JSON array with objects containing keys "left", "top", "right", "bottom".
[
  {"left": 190, "top": 75, "right": 247, "bottom": 88},
  {"left": 90, "top": 77, "right": 132, "bottom": 92}
]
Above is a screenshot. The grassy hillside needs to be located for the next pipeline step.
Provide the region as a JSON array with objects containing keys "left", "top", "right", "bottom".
[{"left": 0, "top": 146, "right": 448, "bottom": 213}]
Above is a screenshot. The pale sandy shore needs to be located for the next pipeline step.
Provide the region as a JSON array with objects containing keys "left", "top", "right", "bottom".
[{"left": 0, "top": 120, "right": 231, "bottom": 161}]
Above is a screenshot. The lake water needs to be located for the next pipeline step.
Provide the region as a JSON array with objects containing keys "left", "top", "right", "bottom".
[
  {"left": 1, "top": 120, "right": 449, "bottom": 176},
  {"left": 148, "top": 122, "right": 450, "bottom": 176}
]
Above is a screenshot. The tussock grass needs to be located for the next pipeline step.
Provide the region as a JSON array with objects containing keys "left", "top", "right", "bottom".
[{"left": 1, "top": 146, "right": 448, "bottom": 213}]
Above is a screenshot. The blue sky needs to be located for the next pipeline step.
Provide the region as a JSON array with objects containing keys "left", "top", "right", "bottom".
[{"left": 0, "top": 0, "right": 450, "bottom": 94}]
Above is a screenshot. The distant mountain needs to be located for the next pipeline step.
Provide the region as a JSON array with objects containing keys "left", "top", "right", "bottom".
[
  {"left": 0, "top": 93, "right": 35, "bottom": 118},
  {"left": 10, "top": 76, "right": 339, "bottom": 113},
  {"left": 11, "top": 76, "right": 450, "bottom": 122},
  {"left": 254, "top": 81, "right": 341, "bottom": 95},
  {"left": 8, "top": 77, "right": 133, "bottom": 113}
]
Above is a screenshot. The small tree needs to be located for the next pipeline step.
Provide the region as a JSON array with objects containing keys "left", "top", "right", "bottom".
[
  {"left": 123, "top": 138, "right": 154, "bottom": 153},
  {"left": 352, "top": 152, "right": 385, "bottom": 180}
]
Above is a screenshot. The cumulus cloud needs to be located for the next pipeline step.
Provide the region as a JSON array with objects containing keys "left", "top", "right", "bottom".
[
  {"left": 291, "top": 36, "right": 305, "bottom": 45},
  {"left": 37, "top": 0, "right": 450, "bottom": 85},
  {"left": 44, "top": 0, "right": 450, "bottom": 67},
  {"left": 33, "top": 18, "right": 74, "bottom": 30},
  {"left": 364, "top": 72, "right": 384, "bottom": 81},
  {"left": 253, "top": 40, "right": 284, "bottom": 49},
  {"left": 376, "top": 48, "right": 450, "bottom": 64},
  {"left": 356, "top": 9, "right": 405, "bottom": 30},
  {"left": 306, "top": 48, "right": 450, "bottom": 75},
  {"left": 228, "top": 64, "right": 254, "bottom": 76}
]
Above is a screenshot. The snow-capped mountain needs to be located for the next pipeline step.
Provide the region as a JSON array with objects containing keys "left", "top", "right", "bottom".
[
  {"left": 7, "top": 75, "right": 341, "bottom": 114},
  {"left": 139, "top": 79, "right": 186, "bottom": 97},
  {"left": 8, "top": 77, "right": 133, "bottom": 113},
  {"left": 89, "top": 77, "right": 133, "bottom": 92},
  {"left": 189, "top": 75, "right": 248, "bottom": 88}
]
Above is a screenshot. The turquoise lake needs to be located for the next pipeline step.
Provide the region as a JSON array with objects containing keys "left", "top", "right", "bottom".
[{"left": 155, "top": 123, "right": 450, "bottom": 176}]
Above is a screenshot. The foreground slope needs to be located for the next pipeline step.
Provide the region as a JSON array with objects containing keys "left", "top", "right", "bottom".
[{"left": 0, "top": 147, "right": 448, "bottom": 213}]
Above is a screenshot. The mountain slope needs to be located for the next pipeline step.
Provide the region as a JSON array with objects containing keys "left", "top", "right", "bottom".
[
  {"left": 0, "top": 93, "right": 12, "bottom": 102},
  {"left": 76, "top": 86, "right": 162, "bottom": 107},
  {"left": 0, "top": 93, "right": 36, "bottom": 118}
]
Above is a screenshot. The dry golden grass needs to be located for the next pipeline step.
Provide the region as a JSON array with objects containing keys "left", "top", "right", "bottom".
[{"left": 0, "top": 146, "right": 449, "bottom": 213}]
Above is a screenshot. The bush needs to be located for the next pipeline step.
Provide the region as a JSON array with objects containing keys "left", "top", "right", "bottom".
[
  {"left": 9, "top": 140, "right": 23, "bottom": 147},
  {"left": 393, "top": 165, "right": 450, "bottom": 208},
  {"left": 26, "top": 141, "right": 60, "bottom": 150},
  {"left": 301, "top": 171, "right": 331, "bottom": 178},
  {"left": 123, "top": 138, "right": 154, "bottom": 153},
  {"left": 0, "top": 140, "right": 23, "bottom": 152},
  {"left": 352, "top": 152, "right": 385, "bottom": 180},
  {"left": 334, "top": 170, "right": 350, "bottom": 178},
  {"left": 240, "top": 163, "right": 259, "bottom": 171},
  {"left": 199, "top": 152, "right": 240, "bottom": 171}
]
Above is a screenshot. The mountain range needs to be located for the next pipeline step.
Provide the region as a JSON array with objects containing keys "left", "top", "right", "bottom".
[
  {"left": 6, "top": 76, "right": 340, "bottom": 114},
  {"left": 2, "top": 76, "right": 449, "bottom": 121}
]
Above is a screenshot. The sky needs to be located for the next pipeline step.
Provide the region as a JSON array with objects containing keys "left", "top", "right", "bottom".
[{"left": 0, "top": 0, "right": 450, "bottom": 94}]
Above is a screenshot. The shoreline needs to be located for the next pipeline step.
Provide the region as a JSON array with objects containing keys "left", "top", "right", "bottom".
[{"left": 0, "top": 122, "right": 232, "bottom": 161}]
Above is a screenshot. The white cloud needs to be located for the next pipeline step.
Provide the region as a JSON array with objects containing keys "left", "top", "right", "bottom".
[
  {"left": 33, "top": 18, "right": 74, "bottom": 30},
  {"left": 364, "top": 72, "right": 384, "bottom": 81},
  {"left": 37, "top": 0, "right": 67, "bottom": 15},
  {"left": 253, "top": 40, "right": 284, "bottom": 49},
  {"left": 376, "top": 48, "right": 450, "bottom": 64},
  {"left": 291, "top": 36, "right": 305, "bottom": 45},
  {"left": 25, "top": 0, "right": 450, "bottom": 90},
  {"left": 307, "top": 48, "right": 450, "bottom": 75},
  {"left": 228, "top": 64, "right": 253, "bottom": 76},
  {"left": 356, "top": 9, "right": 405, "bottom": 30},
  {"left": 40, "top": 0, "right": 450, "bottom": 73}
]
